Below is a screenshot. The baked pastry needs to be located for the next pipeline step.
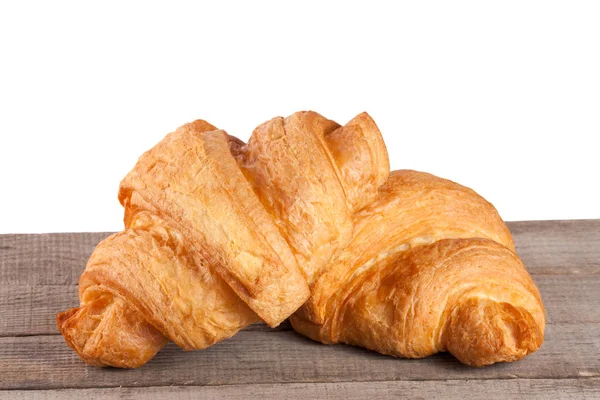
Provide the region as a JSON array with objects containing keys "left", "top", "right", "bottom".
[
  {"left": 291, "top": 170, "right": 545, "bottom": 366},
  {"left": 57, "top": 111, "right": 545, "bottom": 368},
  {"left": 57, "top": 111, "right": 388, "bottom": 367}
]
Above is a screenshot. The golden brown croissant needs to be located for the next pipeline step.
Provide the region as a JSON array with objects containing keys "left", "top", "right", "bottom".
[
  {"left": 57, "top": 111, "right": 389, "bottom": 367},
  {"left": 57, "top": 111, "right": 545, "bottom": 368},
  {"left": 291, "top": 170, "right": 545, "bottom": 366}
]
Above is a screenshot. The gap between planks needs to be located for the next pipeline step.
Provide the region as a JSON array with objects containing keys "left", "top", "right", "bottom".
[
  {"left": 0, "top": 378, "right": 599, "bottom": 400},
  {"left": 0, "top": 378, "right": 600, "bottom": 399}
]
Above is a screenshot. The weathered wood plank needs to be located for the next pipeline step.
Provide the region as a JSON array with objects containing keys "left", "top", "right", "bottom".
[
  {"left": 0, "top": 232, "right": 110, "bottom": 286},
  {"left": 1, "top": 274, "right": 597, "bottom": 337},
  {"left": 1, "top": 221, "right": 598, "bottom": 287},
  {"left": 2, "top": 378, "right": 599, "bottom": 400},
  {"left": 509, "top": 219, "right": 600, "bottom": 275},
  {"left": 0, "top": 285, "right": 286, "bottom": 337},
  {"left": 0, "top": 221, "right": 598, "bottom": 394},
  {"left": 535, "top": 274, "right": 600, "bottom": 324},
  {"left": 0, "top": 323, "right": 598, "bottom": 390},
  {"left": 0, "top": 283, "right": 287, "bottom": 337},
  {"left": 0, "top": 285, "right": 77, "bottom": 337}
]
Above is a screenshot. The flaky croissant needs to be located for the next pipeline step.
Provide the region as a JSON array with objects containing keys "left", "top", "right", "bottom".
[
  {"left": 291, "top": 170, "right": 545, "bottom": 366},
  {"left": 57, "top": 111, "right": 545, "bottom": 368},
  {"left": 57, "top": 111, "right": 388, "bottom": 367}
]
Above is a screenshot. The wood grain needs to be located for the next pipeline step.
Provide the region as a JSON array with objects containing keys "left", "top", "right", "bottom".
[
  {"left": 1, "top": 220, "right": 598, "bottom": 287},
  {"left": 1, "top": 220, "right": 599, "bottom": 398},
  {"left": 1, "top": 274, "right": 598, "bottom": 337},
  {"left": 2, "top": 378, "right": 599, "bottom": 400},
  {"left": 1, "top": 323, "right": 598, "bottom": 390},
  {"left": 0, "top": 283, "right": 285, "bottom": 337},
  {"left": 0, "top": 232, "right": 109, "bottom": 286},
  {"left": 509, "top": 220, "right": 600, "bottom": 274}
]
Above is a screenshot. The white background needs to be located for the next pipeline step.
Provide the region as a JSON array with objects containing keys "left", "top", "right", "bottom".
[{"left": 1, "top": 1, "right": 598, "bottom": 234}]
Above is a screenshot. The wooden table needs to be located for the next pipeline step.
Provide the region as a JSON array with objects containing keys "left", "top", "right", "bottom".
[{"left": 1, "top": 220, "right": 599, "bottom": 399}]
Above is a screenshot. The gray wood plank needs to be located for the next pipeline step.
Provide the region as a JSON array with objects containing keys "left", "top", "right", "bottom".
[
  {"left": 1, "top": 221, "right": 598, "bottom": 287},
  {"left": 0, "top": 282, "right": 284, "bottom": 337},
  {"left": 509, "top": 219, "right": 600, "bottom": 275},
  {"left": 1, "top": 323, "right": 598, "bottom": 390},
  {"left": 1, "top": 274, "right": 597, "bottom": 337},
  {"left": 0, "top": 232, "right": 110, "bottom": 286},
  {"left": 0, "top": 285, "right": 77, "bottom": 337},
  {"left": 0, "top": 220, "right": 598, "bottom": 287},
  {"left": 2, "top": 378, "right": 599, "bottom": 400},
  {"left": 0, "top": 220, "right": 599, "bottom": 394}
]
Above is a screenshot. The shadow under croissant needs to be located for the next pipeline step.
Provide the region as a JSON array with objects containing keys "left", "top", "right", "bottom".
[
  {"left": 71, "top": 322, "right": 540, "bottom": 376},
  {"left": 63, "top": 320, "right": 542, "bottom": 372},
  {"left": 288, "top": 329, "right": 544, "bottom": 375}
]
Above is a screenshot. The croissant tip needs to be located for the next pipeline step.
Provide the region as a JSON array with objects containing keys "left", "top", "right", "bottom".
[
  {"left": 443, "top": 298, "right": 544, "bottom": 367},
  {"left": 185, "top": 119, "right": 219, "bottom": 134},
  {"left": 56, "top": 307, "right": 77, "bottom": 332}
]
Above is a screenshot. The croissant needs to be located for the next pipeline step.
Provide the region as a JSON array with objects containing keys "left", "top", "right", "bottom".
[
  {"left": 291, "top": 170, "right": 545, "bottom": 366},
  {"left": 57, "top": 111, "right": 388, "bottom": 367},
  {"left": 57, "top": 111, "right": 545, "bottom": 368}
]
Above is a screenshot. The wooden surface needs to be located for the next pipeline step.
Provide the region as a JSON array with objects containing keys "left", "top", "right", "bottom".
[{"left": 0, "top": 220, "right": 599, "bottom": 399}]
